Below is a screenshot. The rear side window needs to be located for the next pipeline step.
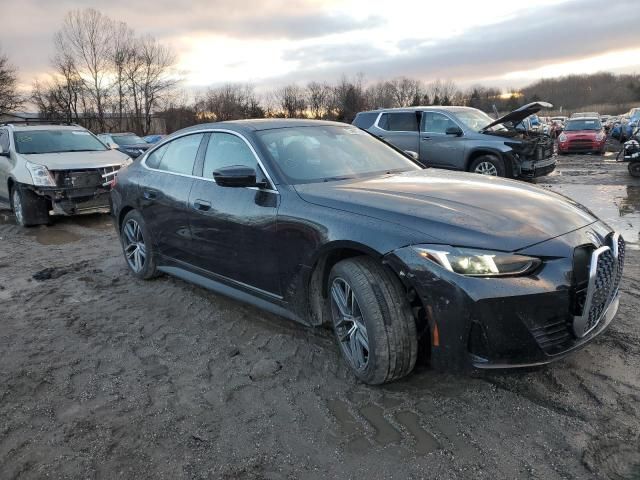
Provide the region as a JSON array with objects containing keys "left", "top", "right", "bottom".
[
  {"left": 353, "top": 112, "right": 378, "bottom": 129},
  {"left": 202, "top": 133, "right": 257, "bottom": 178},
  {"left": 378, "top": 112, "right": 418, "bottom": 132},
  {"left": 154, "top": 134, "right": 204, "bottom": 175},
  {"left": 0, "top": 130, "right": 9, "bottom": 151}
]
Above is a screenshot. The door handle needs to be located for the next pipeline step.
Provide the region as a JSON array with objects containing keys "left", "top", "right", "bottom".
[
  {"left": 143, "top": 189, "right": 158, "bottom": 200},
  {"left": 421, "top": 136, "right": 431, "bottom": 140},
  {"left": 193, "top": 199, "right": 211, "bottom": 211}
]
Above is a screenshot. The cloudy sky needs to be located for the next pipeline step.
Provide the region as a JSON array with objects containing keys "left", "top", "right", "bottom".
[{"left": 3, "top": 0, "right": 640, "bottom": 92}]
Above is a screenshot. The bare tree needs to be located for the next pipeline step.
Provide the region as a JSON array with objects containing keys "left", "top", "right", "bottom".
[
  {"left": 275, "top": 84, "right": 306, "bottom": 118},
  {"left": 388, "top": 77, "right": 422, "bottom": 107},
  {"left": 198, "top": 84, "right": 263, "bottom": 121},
  {"left": 55, "top": 9, "right": 114, "bottom": 130},
  {"left": 0, "top": 51, "right": 23, "bottom": 112},
  {"left": 305, "top": 81, "right": 331, "bottom": 119}
]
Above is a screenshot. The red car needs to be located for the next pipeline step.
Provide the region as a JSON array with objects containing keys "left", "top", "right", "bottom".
[{"left": 557, "top": 117, "right": 606, "bottom": 154}]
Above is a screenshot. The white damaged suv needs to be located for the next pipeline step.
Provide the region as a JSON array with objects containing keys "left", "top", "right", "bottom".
[{"left": 0, "top": 122, "right": 132, "bottom": 226}]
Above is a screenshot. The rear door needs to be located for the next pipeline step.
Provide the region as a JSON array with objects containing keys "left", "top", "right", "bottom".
[
  {"left": 139, "top": 133, "right": 206, "bottom": 262},
  {"left": 376, "top": 112, "right": 419, "bottom": 153},
  {"left": 419, "top": 111, "right": 467, "bottom": 169},
  {"left": 187, "top": 131, "right": 281, "bottom": 296}
]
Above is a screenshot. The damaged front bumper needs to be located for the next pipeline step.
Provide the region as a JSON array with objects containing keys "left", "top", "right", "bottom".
[
  {"left": 383, "top": 224, "right": 622, "bottom": 372},
  {"left": 30, "top": 166, "right": 120, "bottom": 215}
]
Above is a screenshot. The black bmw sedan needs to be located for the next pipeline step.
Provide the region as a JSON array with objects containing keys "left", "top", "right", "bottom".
[{"left": 111, "top": 119, "right": 624, "bottom": 385}]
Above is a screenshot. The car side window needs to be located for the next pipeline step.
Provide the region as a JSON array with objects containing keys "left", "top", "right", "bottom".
[
  {"left": 0, "top": 130, "right": 9, "bottom": 151},
  {"left": 422, "top": 112, "right": 458, "bottom": 134},
  {"left": 155, "top": 134, "right": 204, "bottom": 175},
  {"left": 202, "top": 132, "right": 257, "bottom": 178},
  {"left": 379, "top": 112, "right": 418, "bottom": 132},
  {"left": 145, "top": 143, "right": 169, "bottom": 169}
]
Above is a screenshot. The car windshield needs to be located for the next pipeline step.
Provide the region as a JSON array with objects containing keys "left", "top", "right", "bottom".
[
  {"left": 13, "top": 129, "right": 108, "bottom": 154},
  {"left": 257, "top": 125, "right": 422, "bottom": 184},
  {"left": 454, "top": 109, "right": 506, "bottom": 131},
  {"left": 113, "top": 135, "right": 145, "bottom": 146},
  {"left": 564, "top": 119, "right": 602, "bottom": 131}
]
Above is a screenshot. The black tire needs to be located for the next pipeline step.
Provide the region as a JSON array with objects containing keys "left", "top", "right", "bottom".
[
  {"left": 328, "top": 257, "right": 417, "bottom": 385},
  {"left": 120, "top": 210, "right": 159, "bottom": 280},
  {"left": 629, "top": 162, "right": 640, "bottom": 177},
  {"left": 469, "top": 155, "right": 506, "bottom": 177},
  {"left": 10, "top": 184, "right": 49, "bottom": 227}
]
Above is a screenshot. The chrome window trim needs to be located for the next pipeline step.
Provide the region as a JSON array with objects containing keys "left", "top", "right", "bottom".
[
  {"left": 141, "top": 128, "right": 279, "bottom": 194},
  {"left": 374, "top": 111, "right": 419, "bottom": 134}
]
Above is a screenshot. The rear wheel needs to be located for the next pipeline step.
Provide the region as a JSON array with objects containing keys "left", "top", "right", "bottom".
[
  {"left": 469, "top": 155, "right": 506, "bottom": 177},
  {"left": 10, "top": 185, "right": 49, "bottom": 227},
  {"left": 328, "top": 257, "right": 417, "bottom": 384},
  {"left": 629, "top": 162, "right": 640, "bottom": 177},
  {"left": 120, "top": 210, "right": 159, "bottom": 279}
]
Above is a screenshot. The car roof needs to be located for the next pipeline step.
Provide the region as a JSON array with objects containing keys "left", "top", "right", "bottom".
[
  {"left": 176, "top": 118, "right": 350, "bottom": 134},
  {"left": 359, "top": 106, "right": 477, "bottom": 114},
  {"left": 3, "top": 124, "right": 89, "bottom": 132}
]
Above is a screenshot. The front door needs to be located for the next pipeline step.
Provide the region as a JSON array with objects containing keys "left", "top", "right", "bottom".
[
  {"left": 138, "top": 133, "right": 206, "bottom": 262},
  {"left": 187, "top": 131, "right": 281, "bottom": 296},
  {"left": 419, "top": 112, "right": 467, "bottom": 169}
]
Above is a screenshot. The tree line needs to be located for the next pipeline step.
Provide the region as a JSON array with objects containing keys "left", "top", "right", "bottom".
[{"left": 0, "top": 7, "right": 639, "bottom": 134}]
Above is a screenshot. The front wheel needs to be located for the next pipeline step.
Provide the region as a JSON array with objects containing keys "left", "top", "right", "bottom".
[
  {"left": 120, "top": 210, "right": 159, "bottom": 279},
  {"left": 11, "top": 185, "right": 49, "bottom": 227},
  {"left": 469, "top": 155, "right": 506, "bottom": 177},
  {"left": 629, "top": 162, "right": 640, "bottom": 177},
  {"left": 328, "top": 257, "right": 417, "bottom": 385}
]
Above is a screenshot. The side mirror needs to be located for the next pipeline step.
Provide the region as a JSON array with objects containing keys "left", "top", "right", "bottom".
[
  {"left": 404, "top": 150, "right": 419, "bottom": 160},
  {"left": 213, "top": 165, "right": 257, "bottom": 188},
  {"left": 445, "top": 126, "right": 463, "bottom": 136}
]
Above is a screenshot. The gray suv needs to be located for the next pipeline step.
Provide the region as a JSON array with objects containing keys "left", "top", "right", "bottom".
[
  {"left": 0, "top": 122, "right": 132, "bottom": 226},
  {"left": 354, "top": 102, "right": 557, "bottom": 178}
]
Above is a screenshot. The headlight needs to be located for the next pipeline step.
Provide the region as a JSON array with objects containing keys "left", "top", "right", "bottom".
[
  {"left": 413, "top": 245, "right": 541, "bottom": 277},
  {"left": 595, "top": 132, "right": 605, "bottom": 141},
  {"left": 558, "top": 133, "right": 567, "bottom": 142},
  {"left": 26, "top": 161, "right": 56, "bottom": 187}
]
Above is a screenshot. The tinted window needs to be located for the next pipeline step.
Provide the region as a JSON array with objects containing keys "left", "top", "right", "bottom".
[
  {"left": 257, "top": 125, "right": 421, "bottom": 184},
  {"left": 353, "top": 112, "right": 378, "bottom": 129},
  {"left": 155, "top": 134, "right": 204, "bottom": 175},
  {"left": 379, "top": 112, "right": 418, "bottom": 131},
  {"left": 203, "top": 133, "right": 257, "bottom": 178},
  {"left": 13, "top": 129, "right": 108, "bottom": 154},
  {"left": 422, "top": 112, "right": 458, "bottom": 134},
  {"left": 145, "top": 143, "right": 169, "bottom": 169}
]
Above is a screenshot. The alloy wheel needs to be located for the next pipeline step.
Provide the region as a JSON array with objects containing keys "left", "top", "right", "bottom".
[
  {"left": 474, "top": 161, "right": 498, "bottom": 176},
  {"left": 330, "top": 277, "right": 369, "bottom": 371},
  {"left": 122, "top": 219, "right": 146, "bottom": 273},
  {"left": 12, "top": 189, "right": 23, "bottom": 226}
]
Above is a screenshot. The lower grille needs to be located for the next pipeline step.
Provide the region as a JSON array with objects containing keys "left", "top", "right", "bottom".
[
  {"left": 531, "top": 318, "right": 572, "bottom": 354},
  {"left": 53, "top": 166, "right": 121, "bottom": 189}
]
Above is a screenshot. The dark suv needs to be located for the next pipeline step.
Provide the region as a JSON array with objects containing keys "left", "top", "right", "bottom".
[{"left": 354, "top": 102, "right": 556, "bottom": 179}]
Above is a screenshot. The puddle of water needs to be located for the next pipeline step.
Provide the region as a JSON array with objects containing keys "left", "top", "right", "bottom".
[
  {"left": 67, "top": 214, "right": 113, "bottom": 231},
  {"left": 27, "top": 227, "right": 82, "bottom": 246},
  {"left": 544, "top": 184, "right": 640, "bottom": 249}
]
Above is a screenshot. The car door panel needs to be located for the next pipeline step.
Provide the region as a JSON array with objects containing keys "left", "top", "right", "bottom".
[
  {"left": 377, "top": 112, "right": 419, "bottom": 153},
  {"left": 187, "top": 132, "right": 281, "bottom": 296},
  {"left": 420, "top": 112, "right": 467, "bottom": 170}
]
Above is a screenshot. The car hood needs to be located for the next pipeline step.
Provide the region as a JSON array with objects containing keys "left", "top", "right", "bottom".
[
  {"left": 482, "top": 101, "right": 553, "bottom": 132},
  {"left": 294, "top": 169, "right": 598, "bottom": 252},
  {"left": 23, "top": 150, "right": 131, "bottom": 170}
]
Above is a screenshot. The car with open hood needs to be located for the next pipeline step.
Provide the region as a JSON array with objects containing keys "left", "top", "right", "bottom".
[
  {"left": 353, "top": 102, "right": 556, "bottom": 179},
  {"left": 0, "top": 121, "right": 132, "bottom": 226},
  {"left": 111, "top": 119, "right": 624, "bottom": 384}
]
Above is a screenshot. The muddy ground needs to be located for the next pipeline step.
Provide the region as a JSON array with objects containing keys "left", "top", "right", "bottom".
[{"left": 1, "top": 148, "right": 639, "bottom": 479}]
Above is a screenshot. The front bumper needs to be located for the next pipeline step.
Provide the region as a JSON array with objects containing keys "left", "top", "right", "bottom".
[
  {"left": 384, "top": 223, "right": 623, "bottom": 372},
  {"left": 558, "top": 140, "right": 606, "bottom": 153},
  {"left": 519, "top": 154, "right": 557, "bottom": 178}
]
